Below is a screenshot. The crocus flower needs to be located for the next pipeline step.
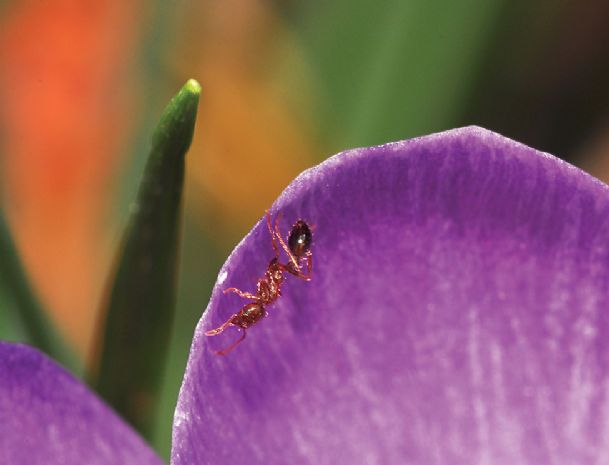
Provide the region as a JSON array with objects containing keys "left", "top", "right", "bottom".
[{"left": 3, "top": 126, "right": 609, "bottom": 465}]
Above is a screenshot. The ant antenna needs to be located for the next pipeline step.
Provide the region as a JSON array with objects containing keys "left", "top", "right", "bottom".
[{"left": 266, "top": 210, "right": 281, "bottom": 257}]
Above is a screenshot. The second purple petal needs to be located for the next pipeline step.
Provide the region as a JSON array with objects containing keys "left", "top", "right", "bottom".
[{"left": 0, "top": 342, "right": 163, "bottom": 465}]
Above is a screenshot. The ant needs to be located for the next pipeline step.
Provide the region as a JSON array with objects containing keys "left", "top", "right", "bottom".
[{"left": 205, "top": 211, "right": 313, "bottom": 355}]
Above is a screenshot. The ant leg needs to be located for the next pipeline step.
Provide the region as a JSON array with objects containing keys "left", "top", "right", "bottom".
[
  {"left": 205, "top": 317, "right": 235, "bottom": 337},
  {"left": 301, "top": 253, "right": 313, "bottom": 280},
  {"left": 215, "top": 329, "right": 247, "bottom": 356},
  {"left": 266, "top": 210, "right": 280, "bottom": 258},
  {"left": 224, "top": 287, "right": 258, "bottom": 300},
  {"left": 286, "top": 253, "right": 312, "bottom": 281},
  {"left": 274, "top": 218, "right": 301, "bottom": 272}
]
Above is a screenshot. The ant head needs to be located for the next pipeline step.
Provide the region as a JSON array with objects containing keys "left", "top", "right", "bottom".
[{"left": 288, "top": 220, "right": 312, "bottom": 257}]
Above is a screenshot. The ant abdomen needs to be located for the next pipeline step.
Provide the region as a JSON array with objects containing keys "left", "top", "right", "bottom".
[{"left": 232, "top": 303, "right": 266, "bottom": 329}]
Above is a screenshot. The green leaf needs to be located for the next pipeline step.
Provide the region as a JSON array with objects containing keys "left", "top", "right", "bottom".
[
  {"left": 0, "top": 210, "right": 78, "bottom": 370},
  {"left": 92, "top": 79, "right": 201, "bottom": 440}
]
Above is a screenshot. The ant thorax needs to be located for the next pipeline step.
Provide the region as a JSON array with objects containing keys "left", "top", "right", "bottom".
[
  {"left": 266, "top": 259, "right": 284, "bottom": 284},
  {"left": 256, "top": 278, "right": 279, "bottom": 304}
]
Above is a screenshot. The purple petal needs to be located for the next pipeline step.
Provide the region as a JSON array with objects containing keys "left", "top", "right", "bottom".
[
  {"left": 172, "top": 127, "right": 609, "bottom": 465},
  {"left": 0, "top": 342, "right": 163, "bottom": 465}
]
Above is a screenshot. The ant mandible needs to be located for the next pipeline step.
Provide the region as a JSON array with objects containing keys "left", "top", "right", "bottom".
[{"left": 205, "top": 211, "right": 313, "bottom": 355}]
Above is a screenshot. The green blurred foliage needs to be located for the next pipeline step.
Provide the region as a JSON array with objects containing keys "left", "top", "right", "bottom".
[
  {"left": 463, "top": 0, "right": 609, "bottom": 161},
  {"left": 291, "top": 0, "right": 505, "bottom": 149},
  {"left": 0, "top": 280, "right": 26, "bottom": 342}
]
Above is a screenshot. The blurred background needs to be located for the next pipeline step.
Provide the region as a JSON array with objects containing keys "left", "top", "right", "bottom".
[{"left": 0, "top": 0, "right": 608, "bottom": 459}]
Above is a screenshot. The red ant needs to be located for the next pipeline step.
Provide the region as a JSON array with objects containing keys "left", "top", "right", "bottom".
[{"left": 205, "top": 211, "right": 313, "bottom": 355}]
